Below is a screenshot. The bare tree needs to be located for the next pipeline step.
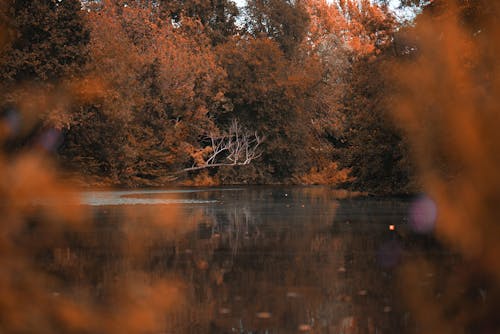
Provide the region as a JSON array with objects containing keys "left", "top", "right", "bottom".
[{"left": 183, "top": 119, "right": 265, "bottom": 172}]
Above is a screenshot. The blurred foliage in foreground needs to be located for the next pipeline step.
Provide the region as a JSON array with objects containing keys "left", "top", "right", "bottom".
[{"left": 393, "top": 0, "right": 500, "bottom": 332}]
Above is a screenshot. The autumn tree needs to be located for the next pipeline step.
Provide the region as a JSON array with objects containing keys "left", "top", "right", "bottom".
[
  {"left": 0, "top": 0, "right": 91, "bottom": 152},
  {"left": 0, "top": 0, "right": 418, "bottom": 189},
  {"left": 156, "top": 0, "right": 240, "bottom": 44},
  {"left": 269, "top": 0, "right": 413, "bottom": 192},
  {"left": 215, "top": 35, "right": 325, "bottom": 182},
  {"left": 300, "top": 0, "right": 415, "bottom": 193},
  {"left": 60, "top": 2, "right": 228, "bottom": 184},
  {"left": 338, "top": 52, "right": 416, "bottom": 193},
  {"left": 0, "top": 0, "right": 89, "bottom": 83},
  {"left": 244, "top": 0, "right": 310, "bottom": 57}
]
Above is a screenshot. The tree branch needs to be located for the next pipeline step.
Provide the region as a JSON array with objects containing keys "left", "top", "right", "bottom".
[{"left": 182, "top": 119, "right": 264, "bottom": 172}]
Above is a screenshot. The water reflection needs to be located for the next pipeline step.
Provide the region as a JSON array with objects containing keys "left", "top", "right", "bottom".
[
  {"left": 49, "top": 187, "right": 450, "bottom": 333},
  {"left": 79, "top": 189, "right": 237, "bottom": 206}
]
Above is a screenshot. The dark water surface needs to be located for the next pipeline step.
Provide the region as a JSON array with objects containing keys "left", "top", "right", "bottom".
[{"left": 76, "top": 187, "right": 448, "bottom": 333}]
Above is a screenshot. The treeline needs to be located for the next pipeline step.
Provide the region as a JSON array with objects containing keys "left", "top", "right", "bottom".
[{"left": 0, "top": 0, "right": 417, "bottom": 193}]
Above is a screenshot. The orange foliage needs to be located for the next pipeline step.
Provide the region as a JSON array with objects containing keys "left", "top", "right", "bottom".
[
  {"left": 1, "top": 0, "right": 407, "bottom": 188},
  {"left": 394, "top": 1, "right": 500, "bottom": 269},
  {"left": 0, "top": 144, "right": 190, "bottom": 334},
  {"left": 305, "top": 0, "right": 395, "bottom": 56},
  {"left": 393, "top": 1, "right": 500, "bottom": 331},
  {"left": 0, "top": 12, "right": 195, "bottom": 325},
  {"left": 60, "top": 1, "right": 228, "bottom": 183},
  {"left": 296, "top": 162, "right": 353, "bottom": 185},
  {"left": 181, "top": 169, "right": 219, "bottom": 186}
]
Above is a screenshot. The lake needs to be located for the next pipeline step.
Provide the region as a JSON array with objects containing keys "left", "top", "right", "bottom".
[{"left": 44, "top": 186, "right": 451, "bottom": 333}]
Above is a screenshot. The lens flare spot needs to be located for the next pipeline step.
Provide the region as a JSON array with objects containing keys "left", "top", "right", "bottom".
[
  {"left": 38, "top": 128, "right": 63, "bottom": 152},
  {"left": 2, "top": 107, "right": 21, "bottom": 136},
  {"left": 409, "top": 195, "right": 437, "bottom": 233}
]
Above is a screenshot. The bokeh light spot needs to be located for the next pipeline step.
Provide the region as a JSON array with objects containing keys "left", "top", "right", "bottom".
[{"left": 409, "top": 195, "right": 437, "bottom": 234}]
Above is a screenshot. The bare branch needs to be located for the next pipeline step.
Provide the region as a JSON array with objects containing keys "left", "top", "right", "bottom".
[{"left": 182, "top": 119, "right": 265, "bottom": 172}]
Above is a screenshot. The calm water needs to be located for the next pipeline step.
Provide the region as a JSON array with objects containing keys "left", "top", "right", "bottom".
[{"left": 67, "top": 187, "right": 448, "bottom": 333}]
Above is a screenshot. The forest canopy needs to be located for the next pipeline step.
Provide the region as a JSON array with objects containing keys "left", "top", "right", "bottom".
[{"left": 0, "top": 0, "right": 426, "bottom": 193}]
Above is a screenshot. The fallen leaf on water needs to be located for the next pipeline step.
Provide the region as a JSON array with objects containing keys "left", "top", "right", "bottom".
[
  {"left": 256, "top": 312, "right": 272, "bottom": 319},
  {"left": 298, "top": 324, "right": 312, "bottom": 331},
  {"left": 219, "top": 308, "right": 231, "bottom": 315}
]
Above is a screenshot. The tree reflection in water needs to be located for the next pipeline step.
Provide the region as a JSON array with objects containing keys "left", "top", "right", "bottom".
[
  {"left": 24, "top": 187, "right": 457, "bottom": 333},
  {"left": 126, "top": 188, "right": 435, "bottom": 333}
]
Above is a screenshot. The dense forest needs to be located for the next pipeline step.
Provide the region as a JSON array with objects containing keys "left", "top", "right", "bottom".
[
  {"left": 0, "top": 0, "right": 419, "bottom": 193},
  {"left": 0, "top": 0, "right": 495, "bottom": 194}
]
